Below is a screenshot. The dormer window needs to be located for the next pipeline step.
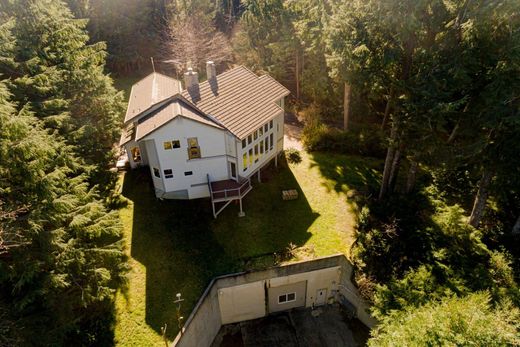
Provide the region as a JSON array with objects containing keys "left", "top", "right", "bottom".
[{"left": 187, "top": 137, "right": 201, "bottom": 159}]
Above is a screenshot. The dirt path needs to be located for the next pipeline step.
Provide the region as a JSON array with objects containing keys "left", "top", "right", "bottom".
[{"left": 284, "top": 112, "right": 304, "bottom": 150}]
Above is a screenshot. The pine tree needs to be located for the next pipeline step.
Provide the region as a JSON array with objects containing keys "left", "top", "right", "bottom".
[
  {"left": 1, "top": 0, "right": 125, "bottom": 188},
  {"left": 0, "top": 79, "right": 127, "bottom": 345}
]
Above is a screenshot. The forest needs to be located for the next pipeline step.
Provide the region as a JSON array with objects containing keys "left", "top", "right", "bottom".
[{"left": 0, "top": 0, "right": 519, "bottom": 345}]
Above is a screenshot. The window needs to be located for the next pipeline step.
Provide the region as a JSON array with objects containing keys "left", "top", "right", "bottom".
[
  {"left": 254, "top": 131, "right": 258, "bottom": 141},
  {"left": 259, "top": 127, "right": 263, "bottom": 136},
  {"left": 242, "top": 139, "right": 246, "bottom": 148},
  {"left": 131, "top": 147, "right": 141, "bottom": 162},
  {"left": 260, "top": 140, "right": 264, "bottom": 155},
  {"left": 184, "top": 171, "right": 193, "bottom": 176},
  {"left": 248, "top": 135, "right": 252, "bottom": 145},
  {"left": 265, "top": 137, "right": 269, "bottom": 152},
  {"left": 243, "top": 152, "right": 248, "bottom": 171},
  {"left": 164, "top": 140, "right": 180, "bottom": 150},
  {"left": 187, "top": 137, "right": 201, "bottom": 159},
  {"left": 264, "top": 123, "right": 268, "bottom": 133},
  {"left": 269, "top": 120, "right": 273, "bottom": 129},
  {"left": 164, "top": 169, "right": 173, "bottom": 179},
  {"left": 270, "top": 133, "right": 274, "bottom": 150},
  {"left": 153, "top": 167, "right": 160, "bottom": 178},
  {"left": 248, "top": 148, "right": 253, "bottom": 166},
  {"left": 254, "top": 144, "right": 259, "bottom": 163},
  {"left": 278, "top": 292, "right": 296, "bottom": 304}
]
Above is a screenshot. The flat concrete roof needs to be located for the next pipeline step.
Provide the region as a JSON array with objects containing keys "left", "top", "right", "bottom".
[{"left": 212, "top": 305, "right": 369, "bottom": 347}]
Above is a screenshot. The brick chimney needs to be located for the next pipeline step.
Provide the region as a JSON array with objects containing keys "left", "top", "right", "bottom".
[
  {"left": 184, "top": 67, "right": 199, "bottom": 90},
  {"left": 206, "top": 61, "right": 216, "bottom": 80}
]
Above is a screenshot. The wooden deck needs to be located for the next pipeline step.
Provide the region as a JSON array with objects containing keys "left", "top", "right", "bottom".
[
  {"left": 210, "top": 179, "right": 252, "bottom": 202},
  {"left": 207, "top": 176, "right": 252, "bottom": 217}
]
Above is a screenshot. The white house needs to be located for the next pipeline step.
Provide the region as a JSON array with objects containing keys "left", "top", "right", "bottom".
[{"left": 120, "top": 62, "right": 290, "bottom": 217}]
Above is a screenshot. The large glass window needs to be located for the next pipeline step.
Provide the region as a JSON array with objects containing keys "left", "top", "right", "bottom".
[
  {"left": 242, "top": 139, "right": 246, "bottom": 148},
  {"left": 248, "top": 148, "right": 253, "bottom": 166},
  {"left": 243, "top": 152, "right": 247, "bottom": 171},
  {"left": 254, "top": 144, "right": 259, "bottom": 163},
  {"left": 270, "top": 133, "right": 274, "bottom": 150}
]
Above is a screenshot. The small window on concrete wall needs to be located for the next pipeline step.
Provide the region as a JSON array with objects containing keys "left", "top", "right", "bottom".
[
  {"left": 184, "top": 171, "right": 193, "bottom": 176},
  {"left": 164, "top": 141, "right": 172, "bottom": 150},
  {"left": 164, "top": 169, "right": 173, "bottom": 178},
  {"left": 278, "top": 292, "right": 296, "bottom": 304},
  {"left": 153, "top": 168, "right": 160, "bottom": 178},
  {"left": 187, "top": 137, "right": 201, "bottom": 159}
]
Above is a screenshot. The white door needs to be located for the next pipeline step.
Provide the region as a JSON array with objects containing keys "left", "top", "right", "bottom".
[{"left": 315, "top": 288, "right": 327, "bottom": 306}]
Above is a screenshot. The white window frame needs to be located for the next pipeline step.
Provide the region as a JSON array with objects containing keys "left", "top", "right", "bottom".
[{"left": 278, "top": 292, "right": 296, "bottom": 304}]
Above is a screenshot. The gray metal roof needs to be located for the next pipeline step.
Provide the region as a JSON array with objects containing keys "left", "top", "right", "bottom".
[
  {"left": 181, "top": 66, "right": 290, "bottom": 139},
  {"left": 124, "top": 72, "right": 182, "bottom": 123}
]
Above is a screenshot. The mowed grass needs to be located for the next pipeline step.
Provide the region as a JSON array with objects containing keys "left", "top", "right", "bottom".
[{"left": 113, "top": 151, "right": 381, "bottom": 346}]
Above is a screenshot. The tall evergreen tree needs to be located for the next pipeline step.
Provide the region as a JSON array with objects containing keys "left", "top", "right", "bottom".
[
  {"left": 0, "top": 79, "right": 127, "bottom": 345},
  {"left": 1, "top": 0, "right": 125, "bottom": 188}
]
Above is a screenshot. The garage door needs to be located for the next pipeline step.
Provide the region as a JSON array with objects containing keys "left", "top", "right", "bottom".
[{"left": 268, "top": 281, "right": 306, "bottom": 313}]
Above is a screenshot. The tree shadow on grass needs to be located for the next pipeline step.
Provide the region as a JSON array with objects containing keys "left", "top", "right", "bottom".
[
  {"left": 121, "top": 160, "right": 317, "bottom": 339},
  {"left": 307, "top": 152, "right": 382, "bottom": 211}
]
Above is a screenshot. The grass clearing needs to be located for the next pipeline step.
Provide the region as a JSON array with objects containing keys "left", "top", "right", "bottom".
[{"left": 114, "top": 151, "right": 381, "bottom": 346}]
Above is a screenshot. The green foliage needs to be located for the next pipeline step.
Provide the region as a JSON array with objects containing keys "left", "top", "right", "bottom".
[
  {"left": 1, "top": 0, "right": 125, "bottom": 189},
  {"left": 0, "top": 80, "right": 127, "bottom": 344},
  {"left": 284, "top": 148, "right": 302, "bottom": 164},
  {"left": 369, "top": 293, "right": 520, "bottom": 347}
]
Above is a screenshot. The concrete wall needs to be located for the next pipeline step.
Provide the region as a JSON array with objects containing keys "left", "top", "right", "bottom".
[
  {"left": 218, "top": 281, "right": 265, "bottom": 324},
  {"left": 267, "top": 281, "right": 307, "bottom": 312},
  {"left": 172, "top": 255, "right": 377, "bottom": 347}
]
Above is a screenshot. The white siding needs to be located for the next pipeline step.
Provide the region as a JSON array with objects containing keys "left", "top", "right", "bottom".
[
  {"left": 142, "top": 116, "right": 229, "bottom": 199},
  {"left": 144, "top": 139, "right": 164, "bottom": 195}
]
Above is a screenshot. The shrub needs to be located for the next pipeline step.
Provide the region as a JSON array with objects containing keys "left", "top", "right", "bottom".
[
  {"left": 302, "top": 122, "right": 386, "bottom": 158},
  {"left": 285, "top": 148, "right": 302, "bottom": 164}
]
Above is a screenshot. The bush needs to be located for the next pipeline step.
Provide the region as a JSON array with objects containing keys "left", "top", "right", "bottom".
[
  {"left": 285, "top": 148, "right": 302, "bottom": 164},
  {"left": 302, "top": 122, "right": 386, "bottom": 158}
]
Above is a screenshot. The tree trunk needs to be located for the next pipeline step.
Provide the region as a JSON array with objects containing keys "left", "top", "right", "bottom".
[
  {"left": 379, "top": 120, "right": 398, "bottom": 200},
  {"left": 381, "top": 88, "right": 394, "bottom": 129},
  {"left": 388, "top": 149, "right": 402, "bottom": 192},
  {"left": 468, "top": 169, "right": 493, "bottom": 228},
  {"left": 512, "top": 215, "right": 520, "bottom": 235},
  {"left": 343, "top": 82, "right": 352, "bottom": 131},
  {"left": 447, "top": 121, "right": 459, "bottom": 143},
  {"left": 405, "top": 160, "right": 418, "bottom": 193},
  {"left": 295, "top": 52, "right": 300, "bottom": 100}
]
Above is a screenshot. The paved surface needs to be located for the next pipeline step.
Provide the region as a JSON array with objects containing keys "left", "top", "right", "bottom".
[
  {"left": 284, "top": 112, "right": 304, "bottom": 151},
  {"left": 212, "top": 305, "right": 369, "bottom": 347}
]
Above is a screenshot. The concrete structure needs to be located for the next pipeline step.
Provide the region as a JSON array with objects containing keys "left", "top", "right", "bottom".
[
  {"left": 172, "top": 255, "right": 377, "bottom": 347},
  {"left": 120, "top": 64, "right": 290, "bottom": 217}
]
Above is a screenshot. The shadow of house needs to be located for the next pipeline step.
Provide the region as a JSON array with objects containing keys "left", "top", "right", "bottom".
[{"left": 121, "top": 162, "right": 317, "bottom": 339}]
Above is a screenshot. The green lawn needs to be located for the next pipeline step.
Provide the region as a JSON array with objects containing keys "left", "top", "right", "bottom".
[{"left": 114, "top": 151, "right": 381, "bottom": 346}]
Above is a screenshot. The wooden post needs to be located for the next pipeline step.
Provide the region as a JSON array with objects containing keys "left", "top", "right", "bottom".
[{"left": 238, "top": 198, "right": 245, "bottom": 217}]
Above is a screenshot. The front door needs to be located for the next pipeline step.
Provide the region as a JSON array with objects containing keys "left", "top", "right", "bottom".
[
  {"left": 230, "top": 162, "right": 237, "bottom": 180},
  {"left": 315, "top": 288, "right": 327, "bottom": 306}
]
